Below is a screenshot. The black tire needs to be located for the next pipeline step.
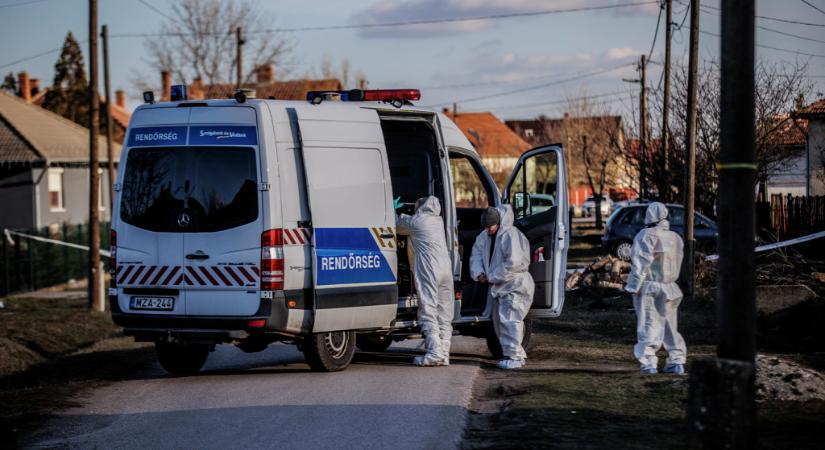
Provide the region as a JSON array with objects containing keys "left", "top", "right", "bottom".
[
  {"left": 302, "top": 330, "right": 356, "bottom": 372},
  {"left": 155, "top": 342, "right": 209, "bottom": 376},
  {"left": 485, "top": 318, "right": 533, "bottom": 359},
  {"left": 355, "top": 333, "right": 393, "bottom": 352}
]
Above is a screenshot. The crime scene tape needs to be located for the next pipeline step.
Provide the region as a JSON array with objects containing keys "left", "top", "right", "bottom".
[
  {"left": 4, "top": 229, "right": 111, "bottom": 258},
  {"left": 704, "top": 229, "right": 825, "bottom": 262}
]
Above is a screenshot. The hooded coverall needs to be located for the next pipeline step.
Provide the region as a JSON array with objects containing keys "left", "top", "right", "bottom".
[
  {"left": 624, "top": 202, "right": 687, "bottom": 371},
  {"left": 396, "top": 196, "right": 455, "bottom": 365},
  {"left": 470, "top": 205, "right": 535, "bottom": 362}
]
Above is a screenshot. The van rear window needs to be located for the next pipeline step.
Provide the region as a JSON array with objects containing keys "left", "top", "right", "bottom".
[{"left": 120, "top": 147, "right": 258, "bottom": 232}]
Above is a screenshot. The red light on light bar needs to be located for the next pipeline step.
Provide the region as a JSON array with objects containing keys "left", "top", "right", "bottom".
[
  {"left": 362, "top": 89, "right": 420, "bottom": 102},
  {"left": 248, "top": 319, "right": 266, "bottom": 328}
]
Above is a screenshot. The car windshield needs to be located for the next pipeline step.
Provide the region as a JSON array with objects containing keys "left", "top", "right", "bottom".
[{"left": 120, "top": 146, "right": 259, "bottom": 232}]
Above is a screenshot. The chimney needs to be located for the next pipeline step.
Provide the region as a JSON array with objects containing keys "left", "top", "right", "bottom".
[
  {"left": 18, "top": 71, "right": 31, "bottom": 103},
  {"left": 358, "top": 78, "right": 368, "bottom": 90},
  {"left": 190, "top": 77, "right": 204, "bottom": 100},
  {"left": 161, "top": 70, "right": 171, "bottom": 101},
  {"left": 115, "top": 89, "right": 125, "bottom": 108},
  {"left": 30, "top": 78, "right": 40, "bottom": 96},
  {"left": 256, "top": 64, "right": 274, "bottom": 84}
]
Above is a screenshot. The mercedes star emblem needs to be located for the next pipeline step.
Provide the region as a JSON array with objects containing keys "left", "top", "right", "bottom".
[{"left": 177, "top": 213, "right": 191, "bottom": 228}]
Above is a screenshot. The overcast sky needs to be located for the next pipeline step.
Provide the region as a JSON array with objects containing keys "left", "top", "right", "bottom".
[{"left": 1, "top": 0, "right": 823, "bottom": 120}]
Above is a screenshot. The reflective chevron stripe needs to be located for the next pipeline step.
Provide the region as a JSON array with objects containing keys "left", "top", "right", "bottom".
[{"left": 116, "top": 264, "right": 259, "bottom": 287}]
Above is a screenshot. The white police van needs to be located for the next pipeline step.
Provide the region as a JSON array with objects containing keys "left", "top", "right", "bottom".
[{"left": 110, "top": 87, "right": 569, "bottom": 374}]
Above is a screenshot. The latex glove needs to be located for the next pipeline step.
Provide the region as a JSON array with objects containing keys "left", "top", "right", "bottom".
[{"left": 393, "top": 196, "right": 403, "bottom": 210}]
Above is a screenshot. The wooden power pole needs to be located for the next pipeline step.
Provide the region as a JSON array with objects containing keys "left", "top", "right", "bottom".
[
  {"left": 88, "top": 0, "right": 103, "bottom": 312},
  {"left": 639, "top": 54, "right": 647, "bottom": 200},
  {"left": 101, "top": 24, "right": 114, "bottom": 211},
  {"left": 683, "top": 0, "right": 699, "bottom": 300},
  {"left": 236, "top": 26, "right": 245, "bottom": 89},
  {"left": 661, "top": 0, "right": 672, "bottom": 202},
  {"left": 687, "top": 0, "right": 756, "bottom": 447}
]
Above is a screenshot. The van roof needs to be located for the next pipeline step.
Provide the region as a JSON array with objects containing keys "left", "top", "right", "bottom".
[{"left": 131, "top": 99, "right": 479, "bottom": 157}]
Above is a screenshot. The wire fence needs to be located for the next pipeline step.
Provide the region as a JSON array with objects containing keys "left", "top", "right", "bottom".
[{"left": 1, "top": 222, "right": 110, "bottom": 297}]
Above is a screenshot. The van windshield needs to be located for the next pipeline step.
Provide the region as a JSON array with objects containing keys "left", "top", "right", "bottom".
[{"left": 120, "top": 147, "right": 258, "bottom": 232}]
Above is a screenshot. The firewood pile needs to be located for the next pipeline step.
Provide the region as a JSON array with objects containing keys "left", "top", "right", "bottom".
[{"left": 566, "top": 256, "right": 631, "bottom": 291}]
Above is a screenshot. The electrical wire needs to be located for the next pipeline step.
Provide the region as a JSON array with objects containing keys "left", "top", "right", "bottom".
[
  {"left": 695, "top": 1, "right": 825, "bottom": 27},
  {"left": 698, "top": 29, "right": 825, "bottom": 59},
  {"left": 109, "top": 1, "right": 659, "bottom": 38},
  {"left": 138, "top": 0, "right": 178, "bottom": 23},
  {"left": 0, "top": 0, "right": 47, "bottom": 9},
  {"left": 801, "top": 0, "right": 825, "bottom": 16},
  {"left": 421, "top": 62, "right": 632, "bottom": 90},
  {"left": 424, "top": 64, "right": 634, "bottom": 108}
]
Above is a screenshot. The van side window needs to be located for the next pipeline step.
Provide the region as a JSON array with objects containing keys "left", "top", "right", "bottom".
[
  {"left": 509, "top": 152, "right": 558, "bottom": 219},
  {"left": 450, "top": 155, "right": 491, "bottom": 209}
]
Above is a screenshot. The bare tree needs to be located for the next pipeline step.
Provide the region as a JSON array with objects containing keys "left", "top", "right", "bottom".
[
  {"left": 135, "top": 0, "right": 294, "bottom": 92},
  {"left": 664, "top": 58, "right": 813, "bottom": 215},
  {"left": 560, "top": 94, "right": 625, "bottom": 229}
]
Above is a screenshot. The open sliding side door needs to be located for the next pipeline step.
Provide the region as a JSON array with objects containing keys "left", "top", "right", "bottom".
[
  {"left": 293, "top": 107, "right": 398, "bottom": 332},
  {"left": 502, "top": 145, "right": 569, "bottom": 317}
]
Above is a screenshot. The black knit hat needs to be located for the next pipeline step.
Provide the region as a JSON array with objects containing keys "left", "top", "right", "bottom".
[{"left": 481, "top": 207, "right": 500, "bottom": 228}]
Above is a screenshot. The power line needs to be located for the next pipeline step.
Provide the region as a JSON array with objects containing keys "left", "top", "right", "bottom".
[
  {"left": 646, "top": 1, "right": 665, "bottom": 64},
  {"left": 421, "top": 62, "right": 632, "bottom": 90},
  {"left": 698, "top": 29, "right": 825, "bottom": 59},
  {"left": 694, "top": 1, "right": 825, "bottom": 27},
  {"left": 0, "top": 46, "right": 62, "bottom": 70},
  {"left": 484, "top": 90, "right": 631, "bottom": 112},
  {"left": 689, "top": 2, "right": 825, "bottom": 44},
  {"left": 801, "top": 0, "right": 825, "bottom": 16},
  {"left": 109, "top": 1, "right": 659, "bottom": 38},
  {"left": 424, "top": 64, "right": 634, "bottom": 108},
  {"left": 0, "top": 0, "right": 47, "bottom": 9},
  {"left": 138, "top": 0, "right": 178, "bottom": 23}
]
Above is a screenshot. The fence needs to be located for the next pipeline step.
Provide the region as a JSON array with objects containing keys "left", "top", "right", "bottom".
[
  {"left": 767, "top": 194, "right": 825, "bottom": 241},
  {"left": 0, "top": 222, "right": 110, "bottom": 297}
]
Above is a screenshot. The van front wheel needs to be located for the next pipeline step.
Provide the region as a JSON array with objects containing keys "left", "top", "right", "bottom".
[
  {"left": 155, "top": 342, "right": 209, "bottom": 376},
  {"left": 303, "top": 331, "right": 356, "bottom": 372},
  {"left": 485, "top": 318, "right": 533, "bottom": 360}
]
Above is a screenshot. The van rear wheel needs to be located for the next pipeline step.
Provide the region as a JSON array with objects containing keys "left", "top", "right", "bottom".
[
  {"left": 485, "top": 318, "right": 533, "bottom": 360},
  {"left": 303, "top": 331, "right": 356, "bottom": 372},
  {"left": 155, "top": 342, "right": 209, "bottom": 376}
]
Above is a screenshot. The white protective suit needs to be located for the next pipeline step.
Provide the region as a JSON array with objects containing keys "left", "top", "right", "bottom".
[
  {"left": 396, "top": 196, "right": 455, "bottom": 365},
  {"left": 470, "top": 205, "right": 535, "bottom": 362},
  {"left": 624, "top": 202, "right": 687, "bottom": 370}
]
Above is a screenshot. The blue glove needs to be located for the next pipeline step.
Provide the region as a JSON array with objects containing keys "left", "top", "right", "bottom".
[{"left": 393, "top": 196, "right": 403, "bottom": 210}]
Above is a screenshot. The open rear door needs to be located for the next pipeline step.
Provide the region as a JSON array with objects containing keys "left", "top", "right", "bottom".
[
  {"left": 502, "top": 145, "right": 569, "bottom": 317},
  {"left": 294, "top": 107, "right": 398, "bottom": 332}
]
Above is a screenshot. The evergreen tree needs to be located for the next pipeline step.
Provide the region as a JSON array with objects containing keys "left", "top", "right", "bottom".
[
  {"left": 1, "top": 72, "right": 16, "bottom": 94},
  {"left": 42, "top": 31, "right": 89, "bottom": 126}
]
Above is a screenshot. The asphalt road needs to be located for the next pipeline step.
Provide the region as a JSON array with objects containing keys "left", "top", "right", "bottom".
[{"left": 23, "top": 336, "right": 488, "bottom": 450}]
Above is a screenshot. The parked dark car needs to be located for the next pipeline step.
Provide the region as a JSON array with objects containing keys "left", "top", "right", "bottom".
[{"left": 602, "top": 203, "right": 718, "bottom": 261}]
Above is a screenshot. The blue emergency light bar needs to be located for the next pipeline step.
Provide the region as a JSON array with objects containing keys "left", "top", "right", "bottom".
[
  {"left": 306, "top": 89, "right": 421, "bottom": 105},
  {"left": 171, "top": 84, "right": 188, "bottom": 101}
]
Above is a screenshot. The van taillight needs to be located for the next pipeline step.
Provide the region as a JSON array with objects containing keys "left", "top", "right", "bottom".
[
  {"left": 261, "top": 229, "right": 284, "bottom": 291},
  {"left": 110, "top": 229, "right": 117, "bottom": 288}
]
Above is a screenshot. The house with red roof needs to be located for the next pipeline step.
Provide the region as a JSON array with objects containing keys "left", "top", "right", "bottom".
[
  {"left": 795, "top": 98, "right": 825, "bottom": 196},
  {"left": 441, "top": 110, "right": 531, "bottom": 189}
]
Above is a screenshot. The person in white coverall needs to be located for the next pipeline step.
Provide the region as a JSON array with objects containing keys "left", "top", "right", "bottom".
[
  {"left": 396, "top": 196, "right": 455, "bottom": 367},
  {"left": 624, "top": 202, "right": 688, "bottom": 375},
  {"left": 470, "top": 205, "right": 535, "bottom": 370}
]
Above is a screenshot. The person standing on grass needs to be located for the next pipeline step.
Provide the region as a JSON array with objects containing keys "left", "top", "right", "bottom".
[
  {"left": 470, "top": 205, "right": 535, "bottom": 370},
  {"left": 624, "top": 202, "right": 687, "bottom": 375}
]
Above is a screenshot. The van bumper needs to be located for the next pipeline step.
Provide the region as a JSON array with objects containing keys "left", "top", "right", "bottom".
[{"left": 110, "top": 294, "right": 277, "bottom": 340}]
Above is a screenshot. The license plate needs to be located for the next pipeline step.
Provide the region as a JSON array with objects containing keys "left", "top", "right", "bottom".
[{"left": 130, "top": 296, "right": 175, "bottom": 311}]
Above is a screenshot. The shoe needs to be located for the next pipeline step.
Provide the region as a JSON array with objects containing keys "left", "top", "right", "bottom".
[
  {"left": 663, "top": 364, "right": 685, "bottom": 375},
  {"left": 497, "top": 359, "right": 526, "bottom": 370},
  {"left": 414, "top": 355, "right": 447, "bottom": 367},
  {"left": 640, "top": 367, "right": 658, "bottom": 374}
]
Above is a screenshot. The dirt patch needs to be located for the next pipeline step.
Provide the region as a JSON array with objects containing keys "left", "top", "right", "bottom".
[
  {"left": 757, "top": 354, "right": 825, "bottom": 402},
  {"left": 0, "top": 294, "right": 155, "bottom": 448},
  {"left": 462, "top": 287, "right": 825, "bottom": 449}
]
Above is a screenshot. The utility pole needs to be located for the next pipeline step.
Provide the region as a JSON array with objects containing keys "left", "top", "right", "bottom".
[
  {"left": 683, "top": 0, "right": 699, "bottom": 300},
  {"left": 235, "top": 26, "right": 245, "bottom": 89},
  {"left": 88, "top": 0, "right": 102, "bottom": 312},
  {"left": 687, "top": 0, "right": 756, "bottom": 446},
  {"left": 639, "top": 54, "right": 647, "bottom": 200},
  {"left": 661, "top": 0, "right": 672, "bottom": 202},
  {"left": 101, "top": 24, "right": 114, "bottom": 211}
]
